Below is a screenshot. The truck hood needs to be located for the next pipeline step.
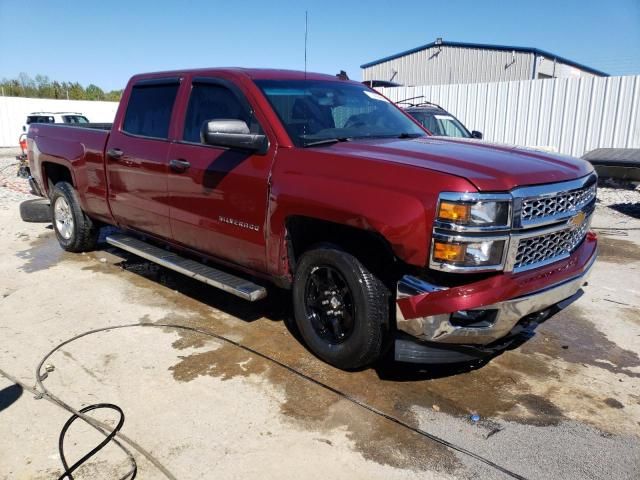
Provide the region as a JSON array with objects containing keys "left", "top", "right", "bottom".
[{"left": 323, "top": 137, "right": 593, "bottom": 191}]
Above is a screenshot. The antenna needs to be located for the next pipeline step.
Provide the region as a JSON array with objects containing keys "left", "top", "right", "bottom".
[{"left": 304, "top": 10, "right": 308, "bottom": 78}]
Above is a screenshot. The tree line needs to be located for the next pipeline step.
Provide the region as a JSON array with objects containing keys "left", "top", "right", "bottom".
[{"left": 0, "top": 73, "right": 122, "bottom": 101}]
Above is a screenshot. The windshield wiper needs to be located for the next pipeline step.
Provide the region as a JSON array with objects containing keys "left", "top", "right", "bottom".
[
  {"left": 397, "top": 132, "right": 424, "bottom": 139},
  {"left": 302, "top": 137, "right": 351, "bottom": 147}
]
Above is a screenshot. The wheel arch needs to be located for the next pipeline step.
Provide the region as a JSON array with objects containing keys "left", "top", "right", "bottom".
[
  {"left": 42, "top": 161, "right": 75, "bottom": 195},
  {"left": 285, "top": 215, "right": 399, "bottom": 280}
]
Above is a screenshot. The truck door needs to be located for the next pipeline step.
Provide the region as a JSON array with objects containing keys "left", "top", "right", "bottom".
[
  {"left": 167, "top": 77, "right": 275, "bottom": 272},
  {"left": 105, "top": 78, "right": 181, "bottom": 239}
]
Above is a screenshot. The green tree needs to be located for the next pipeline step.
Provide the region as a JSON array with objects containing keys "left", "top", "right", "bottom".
[
  {"left": 18, "top": 72, "right": 36, "bottom": 97},
  {"left": 68, "top": 82, "right": 85, "bottom": 100},
  {"left": 35, "top": 74, "right": 54, "bottom": 98},
  {"left": 105, "top": 89, "right": 123, "bottom": 101},
  {"left": 0, "top": 74, "right": 118, "bottom": 101},
  {"left": 85, "top": 84, "right": 105, "bottom": 101}
]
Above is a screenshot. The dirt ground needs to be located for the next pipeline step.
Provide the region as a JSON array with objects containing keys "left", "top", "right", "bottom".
[{"left": 1, "top": 148, "right": 639, "bottom": 479}]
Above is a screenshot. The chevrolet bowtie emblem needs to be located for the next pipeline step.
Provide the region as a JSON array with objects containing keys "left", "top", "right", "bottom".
[{"left": 569, "top": 211, "right": 586, "bottom": 229}]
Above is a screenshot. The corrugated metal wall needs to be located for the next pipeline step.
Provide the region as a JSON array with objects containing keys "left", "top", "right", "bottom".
[
  {"left": 362, "top": 46, "right": 600, "bottom": 86},
  {"left": 0, "top": 96, "right": 118, "bottom": 147},
  {"left": 363, "top": 46, "right": 535, "bottom": 86},
  {"left": 381, "top": 75, "right": 640, "bottom": 157}
]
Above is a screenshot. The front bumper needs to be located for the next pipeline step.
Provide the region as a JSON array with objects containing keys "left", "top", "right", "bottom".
[{"left": 396, "top": 232, "right": 597, "bottom": 345}]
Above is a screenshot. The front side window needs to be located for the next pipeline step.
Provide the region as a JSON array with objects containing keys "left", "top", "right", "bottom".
[
  {"left": 182, "top": 82, "right": 258, "bottom": 143},
  {"left": 122, "top": 81, "right": 179, "bottom": 139},
  {"left": 63, "top": 115, "right": 89, "bottom": 124},
  {"left": 255, "top": 80, "right": 425, "bottom": 147}
]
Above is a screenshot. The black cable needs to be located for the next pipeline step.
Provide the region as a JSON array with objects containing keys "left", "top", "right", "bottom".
[
  {"left": 58, "top": 403, "right": 135, "bottom": 480},
  {"left": 28, "top": 322, "right": 529, "bottom": 480}
]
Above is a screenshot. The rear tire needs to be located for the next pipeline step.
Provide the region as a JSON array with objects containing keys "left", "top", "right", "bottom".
[
  {"left": 50, "top": 182, "right": 99, "bottom": 252},
  {"left": 292, "top": 245, "right": 390, "bottom": 370},
  {"left": 19, "top": 198, "right": 51, "bottom": 223}
]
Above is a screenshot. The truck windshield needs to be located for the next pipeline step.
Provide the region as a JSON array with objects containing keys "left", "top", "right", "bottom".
[{"left": 255, "top": 80, "right": 425, "bottom": 147}]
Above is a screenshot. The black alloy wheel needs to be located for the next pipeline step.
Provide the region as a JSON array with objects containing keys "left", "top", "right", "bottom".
[
  {"left": 292, "top": 245, "right": 390, "bottom": 370},
  {"left": 304, "top": 265, "right": 356, "bottom": 345}
]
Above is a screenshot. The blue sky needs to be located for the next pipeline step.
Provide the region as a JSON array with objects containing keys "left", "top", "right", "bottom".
[{"left": 1, "top": 0, "right": 639, "bottom": 91}]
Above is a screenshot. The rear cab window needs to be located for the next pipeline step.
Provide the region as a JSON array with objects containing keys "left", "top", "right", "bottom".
[{"left": 122, "top": 80, "right": 180, "bottom": 139}]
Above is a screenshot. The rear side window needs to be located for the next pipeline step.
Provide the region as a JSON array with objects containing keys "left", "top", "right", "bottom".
[
  {"left": 27, "top": 116, "right": 54, "bottom": 124},
  {"left": 123, "top": 82, "right": 179, "bottom": 139},
  {"left": 183, "top": 82, "right": 258, "bottom": 143}
]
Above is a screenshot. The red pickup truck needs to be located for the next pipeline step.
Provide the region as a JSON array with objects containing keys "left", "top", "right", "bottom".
[{"left": 26, "top": 68, "right": 597, "bottom": 369}]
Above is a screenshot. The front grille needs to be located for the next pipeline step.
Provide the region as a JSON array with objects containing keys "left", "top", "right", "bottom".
[
  {"left": 521, "top": 183, "right": 596, "bottom": 224},
  {"left": 514, "top": 216, "right": 590, "bottom": 270}
]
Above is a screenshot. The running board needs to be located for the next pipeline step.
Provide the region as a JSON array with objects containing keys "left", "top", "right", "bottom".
[{"left": 105, "top": 233, "right": 267, "bottom": 302}]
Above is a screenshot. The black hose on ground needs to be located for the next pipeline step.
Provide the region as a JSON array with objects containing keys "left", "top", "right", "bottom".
[
  {"left": 57, "top": 403, "right": 133, "bottom": 480},
  {"left": 2, "top": 322, "right": 529, "bottom": 480}
]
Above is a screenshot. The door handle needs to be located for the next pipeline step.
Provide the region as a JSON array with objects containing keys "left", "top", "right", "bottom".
[
  {"left": 169, "top": 159, "right": 191, "bottom": 173},
  {"left": 107, "top": 148, "right": 124, "bottom": 160}
]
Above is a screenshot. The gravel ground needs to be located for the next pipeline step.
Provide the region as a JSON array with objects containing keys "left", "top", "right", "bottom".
[
  {"left": 0, "top": 148, "right": 36, "bottom": 207},
  {"left": 597, "top": 178, "right": 640, "bottom": 219}
]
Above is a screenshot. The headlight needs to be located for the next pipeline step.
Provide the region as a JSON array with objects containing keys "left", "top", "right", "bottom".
[
  {"left": 431, "top": 236, "right": 506, "bottom": 269},
  {"left": 437, "top": 196, "right": 511, "bottom": 229},
  {"left": 431, "top": 192, "right": 512, "bottom": 272}
]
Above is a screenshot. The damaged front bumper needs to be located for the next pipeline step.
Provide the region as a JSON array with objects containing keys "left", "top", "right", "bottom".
[{"left": 394, "top": 233, "right": 597, "bottom": 362}]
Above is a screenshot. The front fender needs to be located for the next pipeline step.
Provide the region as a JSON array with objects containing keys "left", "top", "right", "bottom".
[{"left": 267, "top": 148, "right": 477, "bottom": 276}]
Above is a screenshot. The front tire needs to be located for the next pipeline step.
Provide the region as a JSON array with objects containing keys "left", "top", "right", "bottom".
[
  {"left": 292, "top": 246, "right": 390, "bottom": 370},
  {"left": 51, "top": 182, "right": 99, "bottom": 252}
]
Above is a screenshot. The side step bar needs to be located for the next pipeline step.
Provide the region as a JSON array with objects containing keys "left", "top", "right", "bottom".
[{"left": 105, "top": 233, "right": 267, "bottom": 302}]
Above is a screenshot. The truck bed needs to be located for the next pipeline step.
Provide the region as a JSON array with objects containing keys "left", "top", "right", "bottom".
[
  {"left": 28, "top": 123, "right": 112, "bottom": 222},
  {"left": 63, "top": 123, "right": 113, "bottom": 131}
]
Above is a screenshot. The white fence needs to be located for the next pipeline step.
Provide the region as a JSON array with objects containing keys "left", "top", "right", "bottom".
[
  {"left": 381, "top": 75, "right": 640, "bottom": 158},
  {"left": 2, "top": 76, "right": 639, "bottom": 156},
  {"left": 0, "top": 96, "right": 118, "bottom": 147}
]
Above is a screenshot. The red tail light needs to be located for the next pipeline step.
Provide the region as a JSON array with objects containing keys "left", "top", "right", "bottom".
[{"left": 19, "top": 138, "right": 27, "bottom": 153}]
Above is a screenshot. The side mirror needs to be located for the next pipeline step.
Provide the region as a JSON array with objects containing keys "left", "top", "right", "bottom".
[
  {"left": 22, "top": 126, "right": 26, "bottom": 132},
  {"left": 471, "top": 130, "right": 483, "bottom": 139},
  {"left": 201, "top": 119, "right": 268, "bottom": 154}
]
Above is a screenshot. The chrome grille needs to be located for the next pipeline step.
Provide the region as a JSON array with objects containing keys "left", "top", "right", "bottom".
[
  {"left": 514, "top": 216, "right": 590, "bottom": 270},
  {"left": 521, "top": 183, "right": 596, "bottom": 224}
]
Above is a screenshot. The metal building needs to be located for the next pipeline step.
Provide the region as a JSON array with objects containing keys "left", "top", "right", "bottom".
[{"left": 361, "top": 39, "right": 608, "bottom": 86}]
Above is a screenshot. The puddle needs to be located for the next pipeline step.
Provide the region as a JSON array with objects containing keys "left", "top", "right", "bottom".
[
  {"left": 597, "top": 235, "right": 640, "bottom": 264},
  {"left": 521, "top": 306, "right": 640, "bottom": 379},
  {"left": 101, "top": 255, "right": 630, "bottom": 439},
  {"left": 15, "top": 232, "right": 68, "bottom": 273},
  {"left": 162, "top": 316, "right": 461, "bottom": 474},
  {"left": 514, "top": 394, "right": 565, "bottom": 426}
]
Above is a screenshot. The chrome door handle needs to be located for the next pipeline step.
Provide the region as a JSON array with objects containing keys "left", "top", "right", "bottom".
[{"left": 169, "top": 159, "right": 190, "bottom": 172}]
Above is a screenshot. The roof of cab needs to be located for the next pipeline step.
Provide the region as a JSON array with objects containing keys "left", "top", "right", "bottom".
[{"left": 129, "top": 68, "right": 347, "bottom": 83}]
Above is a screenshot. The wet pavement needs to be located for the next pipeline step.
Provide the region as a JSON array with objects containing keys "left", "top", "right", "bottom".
[{"left": 1, "top": 203, "right": 640, "bottom": 479}]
